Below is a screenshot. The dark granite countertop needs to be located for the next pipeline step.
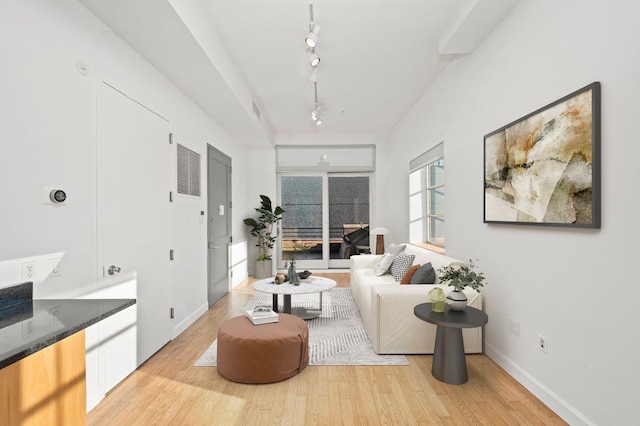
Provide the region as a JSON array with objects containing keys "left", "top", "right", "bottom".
[{"left": 0, "top": 298, "right": 136, "bottom": 370}]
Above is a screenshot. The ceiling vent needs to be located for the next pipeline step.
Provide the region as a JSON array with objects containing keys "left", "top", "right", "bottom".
[{"left": 251, "top": 100, "right": 261, "bottom": 120}]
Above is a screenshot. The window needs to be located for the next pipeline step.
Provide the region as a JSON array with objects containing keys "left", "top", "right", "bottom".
[
  {"left": 177, "top": 144, "right": 201, "bottom": 197},
  {"left": 276, "top": 145, "right": 374, "bottom": 268},
  {"left": 409, "top": 143, "right": 444, "bottom": 247}
]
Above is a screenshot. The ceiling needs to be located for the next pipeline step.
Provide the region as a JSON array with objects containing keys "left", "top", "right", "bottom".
[{"left": 79, "top": 0, "right": 520, "bottom": 146}]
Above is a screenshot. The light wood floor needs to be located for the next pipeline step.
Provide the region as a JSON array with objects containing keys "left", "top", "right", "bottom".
[{"left": 88, "top": 273, "right": 566, "bottom": 425}]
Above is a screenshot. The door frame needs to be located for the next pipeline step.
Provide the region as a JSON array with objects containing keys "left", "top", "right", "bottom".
[{"left": 206, "top": 144, "right": 232, "bottom": 307}]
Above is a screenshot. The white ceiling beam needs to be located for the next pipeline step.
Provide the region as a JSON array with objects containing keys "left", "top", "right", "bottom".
[
  {"left": 78, "top": 0, "right": 273, "bottom": 147},
  {"left": 438, "top": 0, "right": 521, "bottom": 55}
]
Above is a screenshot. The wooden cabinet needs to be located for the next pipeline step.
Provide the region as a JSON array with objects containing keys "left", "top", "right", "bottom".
[{"left": 0, "top": 331, "right": 86, "bottom": 426}]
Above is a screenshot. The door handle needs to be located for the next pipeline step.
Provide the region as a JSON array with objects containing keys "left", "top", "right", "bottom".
[{"left": 107, "top": 265, "right": 122, "bottom": 275}]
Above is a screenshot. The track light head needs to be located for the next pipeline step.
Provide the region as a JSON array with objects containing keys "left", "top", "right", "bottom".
[
  {"left": 305, "top": 24, "right": 320, "bottom": 48},
  {"left": 308, "top": 51, "right": 320, "bottom": 67},
  {"left": 311, "top": 105, "right": 321, "bottom": 121},
  {"left": 315, "top": 117, "right": 322, "bottom": 126},
  {"left": 309, "top": 68, "right": 318, "bottom": 83}
]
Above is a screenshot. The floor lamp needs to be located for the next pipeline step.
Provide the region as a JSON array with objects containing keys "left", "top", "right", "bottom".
[{"left": 371, "top": 227, "right": 390, "bottom": 255}]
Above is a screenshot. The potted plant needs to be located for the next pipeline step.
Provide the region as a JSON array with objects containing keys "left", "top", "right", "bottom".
[
  {"left": 437, "top": 259, "right": 486, "bottom": 311},
  {"left": 243, "top": 195, "right": 285, "bottom": 279}
]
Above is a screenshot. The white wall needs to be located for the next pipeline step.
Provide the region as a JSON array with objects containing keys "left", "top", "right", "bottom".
[
  {"left": 388, "top": 1, "right": 639, "bottom": 424},
  {"left": 0, "top": 0, "right": 251, "bottom": 408}
]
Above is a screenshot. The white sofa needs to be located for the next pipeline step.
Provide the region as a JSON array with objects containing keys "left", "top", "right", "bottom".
[{"left": 350, "top": 244, "right": 483, "bottom": 354}]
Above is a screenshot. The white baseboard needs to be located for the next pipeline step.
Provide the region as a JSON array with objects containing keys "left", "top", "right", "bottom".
[
  {"left": 484, "top": 343, "right": 593, "bottom": 426},
  {"left": 173, "top": 302, "right": 208, "bottom": 338}
]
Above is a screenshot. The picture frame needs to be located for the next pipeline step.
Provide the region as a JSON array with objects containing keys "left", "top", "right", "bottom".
[{"left": 484, "top": 82, "right": 601, "bottom": 228}]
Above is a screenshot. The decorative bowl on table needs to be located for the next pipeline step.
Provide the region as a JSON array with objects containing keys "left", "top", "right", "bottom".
[{"left": 297, "top": 270, "right": 312, "bottom": 280}]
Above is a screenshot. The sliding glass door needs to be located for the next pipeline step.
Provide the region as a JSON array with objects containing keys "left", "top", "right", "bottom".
[
  {"left": 279, "top": 173, "right": 371, "bottom": 269},
  {"left": 279, "top": 174, "right": 326, "bottom": 269}
]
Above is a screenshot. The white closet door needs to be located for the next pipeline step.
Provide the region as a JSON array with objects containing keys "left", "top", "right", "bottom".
[{"left": 96, "top": 81, "right": 172, "bottom": 369}]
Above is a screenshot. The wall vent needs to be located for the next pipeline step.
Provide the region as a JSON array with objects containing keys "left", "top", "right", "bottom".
[
  {"left": 251, "top": 100, "right": 261, "bottom": 119},
  {"left": 177, "top": 144, "right": 201, "bottom": 197}
]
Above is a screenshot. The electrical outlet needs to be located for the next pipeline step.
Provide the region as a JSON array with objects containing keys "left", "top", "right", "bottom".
[
  {"left": 22, "top": 261, "right": 36, "bottom": 281},
  {"left": 539, "top": 334, "right": 548, "bottom": 354}
]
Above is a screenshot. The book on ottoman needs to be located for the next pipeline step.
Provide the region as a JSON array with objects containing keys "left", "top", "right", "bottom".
[{"left": 245, "top": 307, "right": 279, "bottom": 325}]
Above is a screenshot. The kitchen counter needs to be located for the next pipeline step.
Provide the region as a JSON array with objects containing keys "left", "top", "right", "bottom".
[{"left": 0, "top": 298, "right": 136, "bottom": 370}]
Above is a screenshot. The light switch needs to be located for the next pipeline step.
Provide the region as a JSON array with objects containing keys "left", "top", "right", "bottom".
[{"left": 219, "top": 205, "right": 225, "bottom": 216}]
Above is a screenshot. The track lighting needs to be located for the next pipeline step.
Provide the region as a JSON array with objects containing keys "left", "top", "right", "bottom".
[
  {"left": 305, "top": 25, "right": 320, "bottom": 48},
  {"left": 311, "top": 105, "right": 322, "bottom": 126},
  {"left": 311, "top": 104, "right": 320, "bottom": 121},
  {"left": 306, "top": 2, "right": 324, "bottom": 126},
  {"left": 308, "top": 51, "right": 320, "bottom": 67},
  {"left": 309, "top": 68, "right": 318, "bottom": 83}
]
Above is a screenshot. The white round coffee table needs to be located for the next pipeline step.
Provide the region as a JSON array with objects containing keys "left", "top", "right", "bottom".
[{"left": 252, "top": 276, "right": 337, "bottom": 320}]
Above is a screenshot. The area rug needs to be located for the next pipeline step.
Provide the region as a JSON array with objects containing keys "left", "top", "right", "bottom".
[{"left": 195, "top": 288, "right": 408, "bottom": 366}]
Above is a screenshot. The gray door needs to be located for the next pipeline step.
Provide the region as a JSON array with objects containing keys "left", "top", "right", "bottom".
[{"left": 207, "top": 145, "right": 231, "bottom": 306}]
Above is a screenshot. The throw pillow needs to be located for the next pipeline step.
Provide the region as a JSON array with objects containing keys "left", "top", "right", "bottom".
[
  {"left": 387, "top": 243, "right": 406, "bottom": 257},
  {"left": 390, "top": 253, "right": 416, "bottom": 281},
  {"left": 374, "top": 253, "right": 395, "bottom": 276},
  {"left": 400, "top": 264, "right": 421, "bottom": 284},
  {"left": 410, "top": 262, "right": 436, "bottom": 284}
]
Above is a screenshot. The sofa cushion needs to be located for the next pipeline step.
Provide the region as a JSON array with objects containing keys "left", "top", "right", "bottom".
[
  {"left": 374, "top": 253, "right": 395, "bottom": 276},
  {"left": 387, "top": 243, "right": 406, "bottom": 257},
  {"left": 390, "top": 253, "right": 415, "bottom": 281},
  {"left": 410, "top": 262, "right": 436, "bottom": 284},
  {"left": 400, "top": 264, "right": 420, "bottom": 284}
]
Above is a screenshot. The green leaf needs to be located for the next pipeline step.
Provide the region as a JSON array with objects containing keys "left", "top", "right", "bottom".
[
  {"left": 243, "top": 218, "right": 258, "bottom": 227},
  {"left": 259, "top": 195, "right": 272, "bottom": 211}
]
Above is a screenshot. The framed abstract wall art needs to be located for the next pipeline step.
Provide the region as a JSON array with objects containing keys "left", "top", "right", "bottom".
[{"left": 484, "top": 82, "right": 601, "bottom": 228}]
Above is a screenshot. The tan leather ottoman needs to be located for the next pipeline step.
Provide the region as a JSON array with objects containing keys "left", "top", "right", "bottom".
[{"left": 217, "top": 313, "right": 309, "bottom": 384}]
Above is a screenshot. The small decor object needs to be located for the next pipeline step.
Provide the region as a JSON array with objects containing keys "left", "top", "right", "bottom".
[
  {"left": 446, "top": 291, "right": 468, "bottom": 311},
  {"left": 484, "top": 82, "right": 600, "bottom": 228},
  {"left": 371, "top": 227, "right": 391, "bottom": 255},
  {"left": 437, "top": 260, "right": 487, "bottom": 311},
  {"left": 275, "top": 273, "right": 287, "bottom": 284},
  {"left": 243, "top": 195, "right": 285, "bottom": 279},
  {"left": 428, "top": 288, "right": 446, "bottom": 313},
  {"left": 297, "top": 270, "right": 312, "bottom": 280},
  {"left": 287, "top": 260, "right": 300, "bottom": 286},
  {"left": 244, "top": 307, "right": 279, "bottom": 325},
  {"left": 285, "top": 240, "right": 309, "bottom": 286}
]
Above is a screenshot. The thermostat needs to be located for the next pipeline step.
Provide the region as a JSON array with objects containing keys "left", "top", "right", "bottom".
[
  {"left": 49, "top": 189, "right": 67, "bottom": 203},
  {"left": 42, "top": 186, "right": 68, "bottom": 205}
]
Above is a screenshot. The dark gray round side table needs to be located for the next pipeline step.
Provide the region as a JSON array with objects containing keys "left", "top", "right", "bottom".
[{"left": 414, "top": 303, "right": 488, "bottom": 385}]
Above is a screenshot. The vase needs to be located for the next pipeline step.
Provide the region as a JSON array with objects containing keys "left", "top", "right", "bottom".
[
  {"left": 446, "top": 290, "right": 467, "bottom": 311},
  {"left": 254, "top": 259, "right": 272, "bottom": 279},
  {"left": 428, "top": 288, "right": 446, "bottom": 313},
  {"left": 288, "top": 260, "right": 300, "bottom": 286}
]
